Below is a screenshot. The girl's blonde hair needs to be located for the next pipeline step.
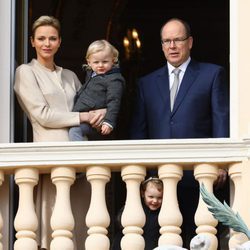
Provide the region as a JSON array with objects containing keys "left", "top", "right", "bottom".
[
  {"left": 85, "top": 39, "right": 119, "bottom": 66},
  {"left": 31, "top": 15, "right": 61, "bottom": 38},
  {"left": 141, "top": 177, "right": 163, "bottom": 193}
]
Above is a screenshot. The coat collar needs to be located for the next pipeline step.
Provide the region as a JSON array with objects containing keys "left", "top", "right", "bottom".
[{"left": 156, "top": 65, "right": 170, "bottom": 106}]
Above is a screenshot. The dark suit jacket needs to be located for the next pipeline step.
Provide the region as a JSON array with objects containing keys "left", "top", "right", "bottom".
[
  {"left": 130, "top": 60, "right": 229, "bottom": 139},
  {"left": 73, "top": 67, "right": 125, "bottom": 128}
]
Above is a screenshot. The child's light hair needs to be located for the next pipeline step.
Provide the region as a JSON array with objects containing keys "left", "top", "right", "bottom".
[
  {"left": 85, "top": 39, "right": 119, "bottom": 68},
  {"left": 141, "top": 177, "right": 163, "bottom": 193}
]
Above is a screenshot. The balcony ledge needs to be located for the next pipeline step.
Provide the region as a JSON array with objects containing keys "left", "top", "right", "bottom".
[{"left": 0, "top": 138, "right": 249, "bottom": 172}]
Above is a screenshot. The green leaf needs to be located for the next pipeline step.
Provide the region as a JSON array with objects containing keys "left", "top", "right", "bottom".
[{"left": 200, "top": 183, "right": 250, "bottom": 239}]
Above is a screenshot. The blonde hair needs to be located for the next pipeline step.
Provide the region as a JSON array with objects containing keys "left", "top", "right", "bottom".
[
  {"left": 141, "top": 177, "right": 163, "bottom": 193},
  {"left": 85, "top": 40, "right": 119, "bottom": 68},
  {"left": 31, "top": 15, "right": 61, "bottom": 38}
]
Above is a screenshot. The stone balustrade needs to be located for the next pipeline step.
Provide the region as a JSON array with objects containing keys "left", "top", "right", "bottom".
[{"left": 0, "top": 138, "right": 250, "bottom": 249}]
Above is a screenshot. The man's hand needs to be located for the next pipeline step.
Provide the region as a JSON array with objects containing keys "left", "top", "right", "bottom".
[{"left": 214, "top": 169, "right": 228, "bottom": 190}]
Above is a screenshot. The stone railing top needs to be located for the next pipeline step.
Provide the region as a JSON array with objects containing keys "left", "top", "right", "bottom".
[{"left": 0, "top": 138, "right": 250, "bottom": 171}]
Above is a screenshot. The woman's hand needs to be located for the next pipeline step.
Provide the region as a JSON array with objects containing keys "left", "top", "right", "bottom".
[
  {"left": 89, "top": 109, "right": 107, "bottom": 128},
  {"left": 79, "top": 109, "right": 106, "bottom": 127},
  {"left": 79, "top": 112, "right": 90, "bottom": 123}
]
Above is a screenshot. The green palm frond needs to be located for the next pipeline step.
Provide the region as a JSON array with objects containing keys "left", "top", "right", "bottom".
[{"left": 200, "top": 183, "right": 250, "bottom": 239}]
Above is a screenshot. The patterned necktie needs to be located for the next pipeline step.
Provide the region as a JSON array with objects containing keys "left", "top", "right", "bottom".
[{"left": 170, "top": 68, "right": 181, "bottom": 111}]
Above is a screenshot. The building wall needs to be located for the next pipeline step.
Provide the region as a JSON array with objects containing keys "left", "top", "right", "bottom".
[
  {"left": 0, "top": 0, "right": 14, "bottom": 143},
  {"left": 237, "top": 0, "right": 250, "bottom": 137}
]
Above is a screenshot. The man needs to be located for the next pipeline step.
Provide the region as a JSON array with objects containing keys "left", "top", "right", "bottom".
[
  {"left": 130, "top": 18, "right": 229, "bottom": 140},
  {"left": 130, "top": 18, "right": 229, "bottom": 246}
]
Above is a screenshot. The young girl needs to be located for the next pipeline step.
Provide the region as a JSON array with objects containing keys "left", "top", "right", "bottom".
[
  {"left": 69, "top": 39, "right": 126, "bottom": 141},
  {"left": 112, "top": 176, "right": 163, "bottom": 250},
  {"left": 140, "top": 177, "right": 164, "bottom": 249}
]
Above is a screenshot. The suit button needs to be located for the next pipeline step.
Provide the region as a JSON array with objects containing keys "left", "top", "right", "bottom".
[{"left": 170, "top": 121, "right": 174, "bottom": 125}]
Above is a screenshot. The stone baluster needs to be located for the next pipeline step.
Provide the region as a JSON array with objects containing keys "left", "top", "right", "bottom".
[
  {"left": 228, "top": 162, "right": 248, "bottom": 248},
  {"left": 194, "top": 163, "right": 219, "bottom": 250},
  {"left": 14, "top": 168, "right": 39, "bottom": 250},
  {"left": 158, "top": 164, "right": 183, "bottom": 247},
  {"left": 120, "top": 165, "right": 146, "bottom": 250},
  {"left": 0, "top": 171, "right": 4, "bottom": 250},
  {"left": 50, "top": 167, "right": 75, "bottom": 250},
  {"left": 85, "top": 166, "right": 111, "bottom": 250}
]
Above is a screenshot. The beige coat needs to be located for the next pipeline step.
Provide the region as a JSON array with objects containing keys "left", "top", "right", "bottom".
[
  {"left": 14, "top": 59, "right": 81, "bottom": 142},
  {"left": 14, "top": 59, "right": 90, "bottom": 249}
]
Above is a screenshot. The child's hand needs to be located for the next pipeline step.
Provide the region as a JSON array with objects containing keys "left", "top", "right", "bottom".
[{"left": 101, "top": 124, "right": 112, "bottom": 135}]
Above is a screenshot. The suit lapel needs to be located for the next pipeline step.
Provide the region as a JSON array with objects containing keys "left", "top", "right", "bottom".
[
  {"left": 156, "top": 66, "right": 170, "bottom": 106},
  {"left": 171, "top": 60, "right": 200, "bottom": 115}
]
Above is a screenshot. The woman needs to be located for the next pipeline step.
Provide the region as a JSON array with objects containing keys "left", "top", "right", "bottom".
[{"left": 14, "top": 15, "right": 105, "bottom": 249}]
